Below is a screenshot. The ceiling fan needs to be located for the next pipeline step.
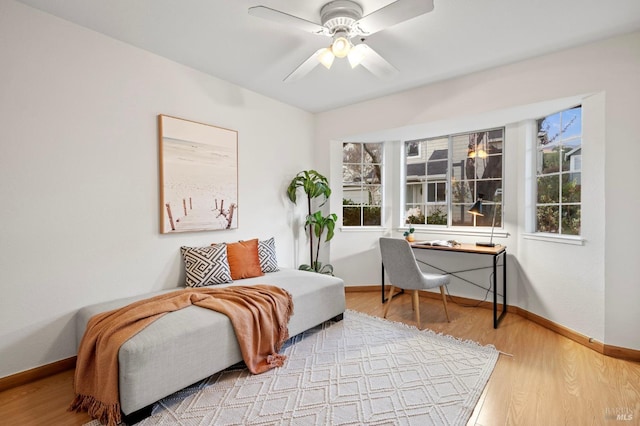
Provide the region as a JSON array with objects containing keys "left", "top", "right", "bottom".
[{"left": 248, "top": 0, "right": 434, "bottom": 82}]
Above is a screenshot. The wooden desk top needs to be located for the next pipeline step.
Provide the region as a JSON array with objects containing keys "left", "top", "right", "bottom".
[{"left": 411, "top": 241, "right": 506, "bottom": 255}]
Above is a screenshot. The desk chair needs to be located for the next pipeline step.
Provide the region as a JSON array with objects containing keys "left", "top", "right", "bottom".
[{"left": 379, "top": 237, "right": 450, "bottom": 328}]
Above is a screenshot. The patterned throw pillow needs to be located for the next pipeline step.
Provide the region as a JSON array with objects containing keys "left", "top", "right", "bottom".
[
  {"left": 258, "top": 237, "right": 279, "bottom": 273},
  {"left": 180, "top": 245, "right": 232, "bottom": 287}
]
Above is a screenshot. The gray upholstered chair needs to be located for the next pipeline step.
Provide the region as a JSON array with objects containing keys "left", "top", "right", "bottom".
[{"left": 379, "top": 237, "right": 450, "bottom": 327}]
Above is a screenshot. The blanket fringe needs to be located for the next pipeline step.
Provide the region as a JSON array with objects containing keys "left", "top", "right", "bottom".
[
  {"left": 267, "top": 353, "right": 287, "bottom": 368},
  {"left": 69, "top": 394, "right": 121, "bottom": 426}
]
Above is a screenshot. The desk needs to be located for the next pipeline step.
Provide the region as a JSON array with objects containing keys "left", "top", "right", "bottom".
[{"left": 381, "top": 242, "right": 507, "bottom": 328}]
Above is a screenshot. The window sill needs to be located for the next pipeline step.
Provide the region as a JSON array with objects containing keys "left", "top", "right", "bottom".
[
  {"left": 340, "top": 226, "right": 386, "bottom": 232},
  {"left": 522, "top": 233, "right": 584, "bottom": 246},
  {"left": 399, "top": 226, "right": 510, "bottom": 240}
]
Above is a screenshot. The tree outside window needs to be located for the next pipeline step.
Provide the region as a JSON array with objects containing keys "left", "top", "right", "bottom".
[
  {"left": 342, "top": 142, "right": 383, "bottom": 226},
  {"left": 536, "top": 106, "right": 582, "bottom": 235}
]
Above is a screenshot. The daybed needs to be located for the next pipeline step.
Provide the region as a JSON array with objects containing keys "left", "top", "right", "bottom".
[{"left": 75, "top": 267, "right": 345, "bottom": 422}]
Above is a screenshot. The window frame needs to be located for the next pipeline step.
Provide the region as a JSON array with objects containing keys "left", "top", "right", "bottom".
[
  {"left": 341, "top": 142, "right": 385, "bottom": 228},
  {"left": 534, "top": 105, "right": 582, "bottom": 236},
  {"left": 402, "top": 127, "right": 505, "bottom": 232}
]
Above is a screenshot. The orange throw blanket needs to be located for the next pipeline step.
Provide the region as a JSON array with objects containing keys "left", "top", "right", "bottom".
[{"left": 69, "top": 285, "right": 293, "bottom": 426}]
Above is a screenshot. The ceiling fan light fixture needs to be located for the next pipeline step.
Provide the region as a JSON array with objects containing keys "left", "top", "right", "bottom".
[
  {"left": 318, "top": 47, "right": 335, "bottom": 69},
  {"left": 331, "top": 31, "right": 351, "bottom": 58},
  {"left": 347, "top": 44, "right": 366, "bottom": 68}
]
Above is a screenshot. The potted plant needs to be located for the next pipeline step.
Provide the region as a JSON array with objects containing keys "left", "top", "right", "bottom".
[
  {"left": 299, "top": 211, "right": 338, "bottom": 275},
  {"left": 403, "top": 227, "right": 415, "bottom": 242},
  {"left": 287, "top": 170, "right": 336, "bottom": 274}
]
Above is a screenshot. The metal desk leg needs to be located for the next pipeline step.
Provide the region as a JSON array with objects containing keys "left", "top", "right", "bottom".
[
  {"left": 493, "top": 254, "right": 498, "bottom": 328},
  {"left": 381, "top": 264, "right": 386, "bottom": 304},
  {"left": 494, "top": 251, "right": 507, "bottom": 328}
]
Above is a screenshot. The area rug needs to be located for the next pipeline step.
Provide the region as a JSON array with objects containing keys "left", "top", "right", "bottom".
[{"left": 85, "top": 310, "right": 498, "bottom": 425}]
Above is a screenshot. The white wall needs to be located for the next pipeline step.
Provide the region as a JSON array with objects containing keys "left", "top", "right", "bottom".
[
  {"left": 0, "top": 1, "right": 315, "bottom": 377},
  {"left": 316, "top": 32, "right": 640, "bottom": 350}
]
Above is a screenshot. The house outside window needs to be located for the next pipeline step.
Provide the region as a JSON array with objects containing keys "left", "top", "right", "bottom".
[
  {"left": 405, "top": 128, "right": 504, "bottom": 228},
  {"left": 535, "top": 106, "right": 582, "bottom": 235},
  {"left": 342, "top": 142, "right": 383, "bottom": 226}
]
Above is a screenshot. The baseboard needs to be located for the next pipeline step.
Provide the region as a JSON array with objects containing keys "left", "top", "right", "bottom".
[
  {"left": 0, "top": 356, "right": 76, "bottom": 393},
  {"left": 346, "top": 285, "right": 640, "bottom": 362},
  {"left": 603, "top": 343, "right": 640, "bottom": 362}
]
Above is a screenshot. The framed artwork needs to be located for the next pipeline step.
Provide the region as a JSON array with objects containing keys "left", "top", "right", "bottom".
[{"left": 158, "top": 115, "right": 238, "bottom": 233}]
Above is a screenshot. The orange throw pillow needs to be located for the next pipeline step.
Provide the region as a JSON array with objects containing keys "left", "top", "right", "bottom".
[{"left": 225, "top": 239, "right": 264, "bottom": 280}]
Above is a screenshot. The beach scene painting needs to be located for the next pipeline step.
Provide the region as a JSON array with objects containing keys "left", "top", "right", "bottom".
[{"left": 159, "top": 115, "right": 238, "bottom": 233}]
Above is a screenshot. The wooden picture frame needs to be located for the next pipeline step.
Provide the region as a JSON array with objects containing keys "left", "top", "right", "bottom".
[{"left": 158, "top": 115, "right": 238, "bottom": 233}]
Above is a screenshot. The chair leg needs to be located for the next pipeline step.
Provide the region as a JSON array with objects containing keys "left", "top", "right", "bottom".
[
  {"left": 440, "top": 286, "right": 450, "bottom": 322},
  {"left": 412, "top": 290, "right": 421, "bottom": 329},
  {"left": 383, "top": 286, "right": 395, "bottom": 319}
]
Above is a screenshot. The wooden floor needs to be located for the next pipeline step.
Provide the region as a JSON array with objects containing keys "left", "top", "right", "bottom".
[{"left": 1, "top": 290, "right": 638, "bottom": 425}]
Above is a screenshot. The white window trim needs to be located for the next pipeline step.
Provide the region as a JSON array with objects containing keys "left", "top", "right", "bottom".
[
  {"left": 401, "top": 128, "right": 505, "bottom": 230},
  {"left": 522, "top": 232, "right": 585, "bottom": 246},
  {"left": 341, "top": 142, "right": 385, "bottom": 228},
  {"left": 529, "top": 106, "right": 582, "bottom": 236},
  {"left": 340, "top": 226, "right": 386, "bottom": 232},
  {"left": 399, "top": 225, "right": 509, "bottom": 239}
]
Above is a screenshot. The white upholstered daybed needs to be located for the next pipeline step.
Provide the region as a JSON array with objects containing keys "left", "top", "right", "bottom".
[{"left": 75, "top": 267, "right": 345, "bottom": 423}]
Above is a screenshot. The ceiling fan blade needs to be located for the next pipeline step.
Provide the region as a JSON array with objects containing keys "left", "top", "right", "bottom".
[
  {"left": 284, "top": 48, "right": 327, "bottom": 83},
  {"left": 356, "top": 44, "right": 399, "bottom": 78},
  {"left": 354, "top": 0, "right": 434, "bottom": 35},
  {"left": 248, "top": 6, "right": 327, "bottom": 35}
]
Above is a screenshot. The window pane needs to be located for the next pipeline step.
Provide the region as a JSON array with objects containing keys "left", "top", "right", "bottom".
[
  {"left": 406, "top": 206, "right": 426, "bottom": 224},
  {"left": 561, "top": 106, "right": 582, "bottom": 139},
  {"left": 406, "top": 140, "right": 422, "bottom": 158},
  {"left": 537, "top": 205, "right": 559, "bottom": 233},
  {"left": 342, "top": 207, "right": 361, "bottom": 226},
  {"left": 365, "top": 185, "right": 382, "bottom": 206},
  {"left": 538, "top": 112, "right": 561, "bottom": 146},
  {"left": 342, "top": 143, "right": 360, "bottom": 163},
  {"left": 561, "top": 138, "right": 581, "bottom": 172},
  {"left": 537, "top": 175, "right": 560, "bottom": 203},
  {"left": 562, "top": 205, "right": 581, "bottom": 235},
  {"left": 363, "top": 206, "right": 381, "bottom": 226},
  {"left": 426, "top": 204, "right": 447, "bottom": 225},
  {"left": 427, "top": 182, "right": 435, "bottom": 202},
  {"left": 476, "top": 156, "right": 502, "bottom": 179},
  {"left": 451, "top": 204, "right": 474, "bottom": 226},
  {"left": 363, "top": 143, "right": 382, "bottom": 164},
  {"left": 426, "top": 138, "right": 448, "bottom": 160},
  {"left": 405, "top": 183, "right": 422, "bottom": 204},
  {"left": 562, "top": 173, "right": 581, "bottom": 203},
  {"left": 343, "top": 188, "right": 363, "bottom": 205},
  {"left": 451, "top": 135, "right": 471, "bottom": 178},
  {"left": 436, "top": 182, "right": 446, "bottom": 202},
  {"left": 487, "top": 139, "right": 503, "bottom": 155},
  {"left": 363, "top": 163, "right": 381, "bottom": 184},
  {"left": 452, "top": 180, "right": 473, "bottom": 203},
  {"left": 539, "top": 147, "right": 560, "bottom": 174},
  {"left": 343, "top": 164, "right": 361, "bottom": 183}
]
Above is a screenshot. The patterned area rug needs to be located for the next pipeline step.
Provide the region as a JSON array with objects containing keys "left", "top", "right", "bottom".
[{"left": 86, "top": 310, "right": 498, "bottom": 425}]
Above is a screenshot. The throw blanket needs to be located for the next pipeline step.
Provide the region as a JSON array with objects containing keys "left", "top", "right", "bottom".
[{"left": 69, "top": 285, "right": 293, "bottom": 426}]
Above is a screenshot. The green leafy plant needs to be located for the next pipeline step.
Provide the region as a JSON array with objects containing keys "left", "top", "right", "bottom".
[
  {"left": 299, "top": 211, "right": 338, "bottom": 275},
  {"left": 403, "top": 227, "right": 415, "bottom": 238},
  {"left": 287, "top": 170, "right": 337, "bottom": 274}
]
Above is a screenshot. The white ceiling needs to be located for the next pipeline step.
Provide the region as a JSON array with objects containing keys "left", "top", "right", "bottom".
[{"left": 16, "top": 0, "right": 640, "bottom": 113}]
